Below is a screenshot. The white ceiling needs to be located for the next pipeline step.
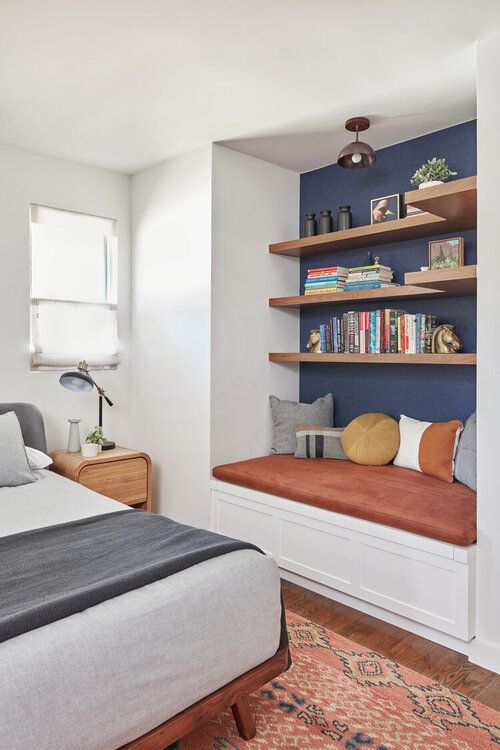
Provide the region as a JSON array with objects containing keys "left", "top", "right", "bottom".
[{"left": 0, "top": 1, "right": 498, "bottom": 175}]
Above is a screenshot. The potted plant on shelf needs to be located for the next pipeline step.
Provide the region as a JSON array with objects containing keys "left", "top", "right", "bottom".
[{"left": 410, "top": 158, "right": 457, "bottom": 189}]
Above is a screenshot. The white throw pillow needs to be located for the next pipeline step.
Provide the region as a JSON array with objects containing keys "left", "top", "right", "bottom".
[
  {"left": 393, "top": 415, "right": 432, "bottom": 472},
  {"left": 25, "top": 446, "right": 53, "bottom": 470}
]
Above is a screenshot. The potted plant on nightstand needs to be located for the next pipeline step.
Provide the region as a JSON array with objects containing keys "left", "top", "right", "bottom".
[
  {"left": 410, "top": 157, "right": 457, "bottom": 189},
  {"left": 85, "top": 425, "right": 106, "bottom": 455}
]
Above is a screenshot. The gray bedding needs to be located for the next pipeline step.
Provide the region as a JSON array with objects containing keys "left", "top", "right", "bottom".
[
  {"left": 1, "top": 508, "right": 285, "bottom": 645},
  {"left": 0, "top": 471, "right": 283, "bottom": 750}
]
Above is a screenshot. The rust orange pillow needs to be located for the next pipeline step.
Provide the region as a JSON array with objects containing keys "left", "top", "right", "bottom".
[{"left": 393, "top": 414, "right": 463, "bottom": 482}]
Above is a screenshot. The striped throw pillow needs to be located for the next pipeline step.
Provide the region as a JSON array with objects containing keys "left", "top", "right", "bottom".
[
  {"left": 294, "top": 424, "right": 347, "bottom": 460},
  {"left": 393, "top": 414, "right": 463, "bottom": 483}
]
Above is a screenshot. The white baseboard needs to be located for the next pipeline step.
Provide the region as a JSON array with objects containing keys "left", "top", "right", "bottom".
[
  {"left": 280, "top": 568, "right": 471, "bottom": 657},
  {"left": 469, "top": 637, "right": 500, "bottom": 674}
]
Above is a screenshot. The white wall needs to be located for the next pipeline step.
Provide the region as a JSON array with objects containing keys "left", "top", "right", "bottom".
[
  {"left": 472, "top": 31, "right": 500, "bottom": 674},
  {"left": 0, "top": 144, "right": 131, "bottom": 450},
  {"left": 130, "top": 146, "right": 213, "bottom": 526},
  {"left": 131, "top": 145, "right": 299, "bottom": 525},
  {"left": 211, "top": 146, "right": 299, "bottom": 467}
]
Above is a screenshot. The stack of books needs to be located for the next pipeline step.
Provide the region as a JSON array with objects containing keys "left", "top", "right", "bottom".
[
  {"left": 343, "top": 263, "right": 397, "bottom": 291},
  {"left": 318, "top": 310, "right": 438, "bottom": 354},
  {"left": 406, "top": 203, "right": 427, "bottom": 217},
  {"left": 304, "top": 266, "right": 349, "bottom": 296}
]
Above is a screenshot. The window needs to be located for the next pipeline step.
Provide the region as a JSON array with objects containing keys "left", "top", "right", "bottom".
[{"left": 30, "top": 205, "right": 120, "bottom": 370}]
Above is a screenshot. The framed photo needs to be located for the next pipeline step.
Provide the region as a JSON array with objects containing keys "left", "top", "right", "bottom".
[
  {"left": 428, "top": 237, "right": 464, "bottom": 270},
  {"left": 371, "top": 194, "right": 400, "bottom": 225}
]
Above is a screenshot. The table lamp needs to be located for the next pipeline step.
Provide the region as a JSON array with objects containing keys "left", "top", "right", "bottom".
[{"left": 59, "top": 360, "right": 115, "bottom": 450}]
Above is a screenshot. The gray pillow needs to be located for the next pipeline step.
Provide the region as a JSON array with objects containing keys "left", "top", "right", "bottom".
[
  {"left": 270, "top": 394, "right": 334, "bottom": 454},
  {"left": 294, "top": 425, "right": 347, "bottom": 460},
  {"left": 0, "top": 411, "right": 37, "bottom": 487},
  {"left": 454, "top": 412, "right": 476, "bottom": 491}
]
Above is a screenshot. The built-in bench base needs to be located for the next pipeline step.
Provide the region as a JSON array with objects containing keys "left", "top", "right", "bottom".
[{"left": 210, "top": 479, "right": 476, "bottom": 649}]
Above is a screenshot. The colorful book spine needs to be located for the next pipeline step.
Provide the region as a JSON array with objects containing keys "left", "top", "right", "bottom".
[
  {"left": 325, "top": 323, "right": 332, "bottom": 353},
  {"left": 343, "top": 281, "right": 394, "bottom": 290},
  {"left": 306, "top": 276, "right": 343, "bottom": 286},
  {"left": 305, "top": 279, "right": 345, "bottom": 287},
  {"left": 304, "top": 287, "right": 345, "bottom": 296},
  {"left": 348, "top": 264, "right": 392, "bottom": 272},
  {"left": 308, "top": 266, "right": 349, "bottom": 276},
  {"left": 331, "top": 317, "right": 338, "bottom": 353},
  {"left": 319, "top": 324, "right": 327, "bottom": 353},
  {"left": 376, "top": 310, "right": 381, "bottom": 354}
]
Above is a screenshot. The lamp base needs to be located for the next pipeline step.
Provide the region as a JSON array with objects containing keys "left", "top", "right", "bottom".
[{"left": 101, "top": 440, "right": 116, "bottom": 451}]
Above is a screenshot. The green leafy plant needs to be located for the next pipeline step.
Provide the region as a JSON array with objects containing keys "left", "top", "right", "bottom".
[
  {"left": 410, "top": 157, "right": 457, "bottom": 186},
  {"left": 86, "top": 425, "right": 106, "bottom": 445}
]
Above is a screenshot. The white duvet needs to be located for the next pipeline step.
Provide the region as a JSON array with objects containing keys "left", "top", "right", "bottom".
[{"left": 0, "top": 471, "right": 281, "bottom": 750}]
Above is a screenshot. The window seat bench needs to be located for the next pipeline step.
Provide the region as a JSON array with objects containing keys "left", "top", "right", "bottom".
[{"left": 211, "top": 456, "right": 477, "bottom": 648}]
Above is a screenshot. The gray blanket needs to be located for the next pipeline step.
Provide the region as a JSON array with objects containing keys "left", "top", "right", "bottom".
[{"left": 0, "top": 509, "right": 288, "bottom": 652}]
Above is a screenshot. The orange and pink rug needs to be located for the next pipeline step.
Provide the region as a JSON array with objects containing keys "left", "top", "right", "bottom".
[{"left": 176, "top": 613, "right": 500, "bottom": 749}]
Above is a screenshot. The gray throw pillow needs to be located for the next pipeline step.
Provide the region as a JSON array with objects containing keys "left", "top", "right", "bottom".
[
  {"left": 270, "top": 394, "right": 334, "bottom": 454},
  {"left": 294, "top": 425, "right": 347, "bottom": 460},
  {"left": 454, "top": 412, "right": 476, "bottom": 491},
  {"left": 0, "top": 411, "right": 37, "bottom": 487}
]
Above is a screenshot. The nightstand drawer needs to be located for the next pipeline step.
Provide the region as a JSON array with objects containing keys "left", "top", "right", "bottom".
[{"left": 79, "top": 457, "right": 148, "bottom": 506}]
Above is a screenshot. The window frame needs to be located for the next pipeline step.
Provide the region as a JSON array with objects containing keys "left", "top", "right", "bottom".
[{"left": 29, "top": 203, "right": 120, "bottom": 372}]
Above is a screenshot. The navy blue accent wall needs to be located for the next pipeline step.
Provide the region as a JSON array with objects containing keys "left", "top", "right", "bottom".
[{"left": 299, "top": 121, "right": 476, "bottom": 426}]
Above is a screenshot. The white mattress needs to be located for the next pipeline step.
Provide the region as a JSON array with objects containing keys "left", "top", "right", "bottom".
[{"left": 0, "top": 471, "right": 281, "bottom": 750}]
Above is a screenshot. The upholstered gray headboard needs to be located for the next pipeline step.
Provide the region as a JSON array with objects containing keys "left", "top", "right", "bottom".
[{"left": 0, "top": 403, "right": 47, "bottom": 453}]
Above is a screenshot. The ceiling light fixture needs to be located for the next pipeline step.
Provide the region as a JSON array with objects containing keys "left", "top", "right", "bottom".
[{"left": 337, "top": 117, "right": 376, "bottom": 169}]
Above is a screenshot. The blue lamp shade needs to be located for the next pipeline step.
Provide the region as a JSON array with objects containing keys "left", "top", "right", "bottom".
[{"left": 59, "top": 369, "right": 94, "bottom": 393}]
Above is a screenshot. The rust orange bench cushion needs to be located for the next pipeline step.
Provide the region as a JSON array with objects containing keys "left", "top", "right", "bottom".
[{"left": 212, "top": 455, "right": 476, "bottom": 546}]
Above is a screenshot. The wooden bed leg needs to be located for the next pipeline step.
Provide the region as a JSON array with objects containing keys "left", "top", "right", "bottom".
[{"left": 231, "top": 696, "right": 256, "bottom": 740}]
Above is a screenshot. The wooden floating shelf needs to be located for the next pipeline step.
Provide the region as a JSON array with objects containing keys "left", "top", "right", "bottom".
[
  {"left": 404, "top": 177, "right": 476, "bottom": 224},
  {"left": 270, "top": 285, "right": 445, "bottom": 309},
  {"left": 270, "top": 266, "right": 477, "bottom": 308},
  {"left": 269, "top": 353, "right": 476, "bottom": 365},
  {"left": 404, "top": 264, "right": 477, "bottom": 295},
  {"left": 269, "top": 177, "right": 476, "bottom": 259}
]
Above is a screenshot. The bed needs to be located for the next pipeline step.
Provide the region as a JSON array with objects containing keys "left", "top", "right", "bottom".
[{"left": 0, "top": 404, "right": 288, "bottom": 750}]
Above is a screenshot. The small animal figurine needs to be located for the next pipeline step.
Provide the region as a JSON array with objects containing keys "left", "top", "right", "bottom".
[
  {"left": 306, "top": 329, "right": 322, "bottom": 353},
  {"left": 432, "top": 324, "right": 463, "bottom": 354}
]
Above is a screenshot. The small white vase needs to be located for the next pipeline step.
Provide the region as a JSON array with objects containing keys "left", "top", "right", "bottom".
[
  {"left": 418, "top": 180, "right": 444, "bottom": 190},
  {"left": 67, "top": 419, "right": 81, "bottom": 453}
]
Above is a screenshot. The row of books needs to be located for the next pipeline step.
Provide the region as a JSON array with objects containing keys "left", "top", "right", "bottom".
[
  {"left": 318, "top": 310, "right": 438, "bottom": 354},
  {"left": 305, "top": 264, "right": 398, "bottom": 296}
]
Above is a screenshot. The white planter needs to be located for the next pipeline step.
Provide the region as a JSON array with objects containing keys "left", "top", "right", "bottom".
[
  {"left": 81, "top": 443, "right": 99, "bottom": 458},
  {"left": 418, "top": 180, "right": 444, "bottom": 190}
]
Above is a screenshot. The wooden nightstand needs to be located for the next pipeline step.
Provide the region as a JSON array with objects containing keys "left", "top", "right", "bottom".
[{"left": 50, "top": 447, "right": 152, "bottom": 511}]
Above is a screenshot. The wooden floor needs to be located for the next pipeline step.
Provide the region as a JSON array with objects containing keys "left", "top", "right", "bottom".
[{"left": 282, "top": 579, "right": 500, "bottom": 712}]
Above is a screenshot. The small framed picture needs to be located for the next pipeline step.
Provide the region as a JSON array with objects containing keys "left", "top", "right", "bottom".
[
  {"left": 371, "top": 194, "right": 400, "bottom": 225},
  {"left": 428, "top": 237, "right": 464, "bottom": 270}
]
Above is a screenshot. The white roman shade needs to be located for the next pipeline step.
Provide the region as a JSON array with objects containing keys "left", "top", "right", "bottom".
[{"left": 30, "top": 205, "right": 120, "bottom": 370}]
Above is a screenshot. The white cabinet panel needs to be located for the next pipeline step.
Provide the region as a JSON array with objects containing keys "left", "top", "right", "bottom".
[
  {"left": 279, "top": 517, "right": 352, "bottom": 588},
  {"left": 360, "top": 543, "right": 455, "bottom": 623},
  {"left": 215, "top": 493, "right": 274, "bottom": 555}
]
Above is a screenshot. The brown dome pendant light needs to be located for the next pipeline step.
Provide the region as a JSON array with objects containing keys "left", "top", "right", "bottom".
[{"left": 337, "top": 117, "right": 376, "bottom": 169}]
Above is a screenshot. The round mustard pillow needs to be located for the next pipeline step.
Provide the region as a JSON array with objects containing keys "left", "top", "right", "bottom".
[{"left": 341, "top": 413, "right": 400, "bottom": 466}]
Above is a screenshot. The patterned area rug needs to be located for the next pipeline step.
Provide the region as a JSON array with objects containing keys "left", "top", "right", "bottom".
[{"left": 172, "top": 613, "right": 500, "bottom": 750}]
